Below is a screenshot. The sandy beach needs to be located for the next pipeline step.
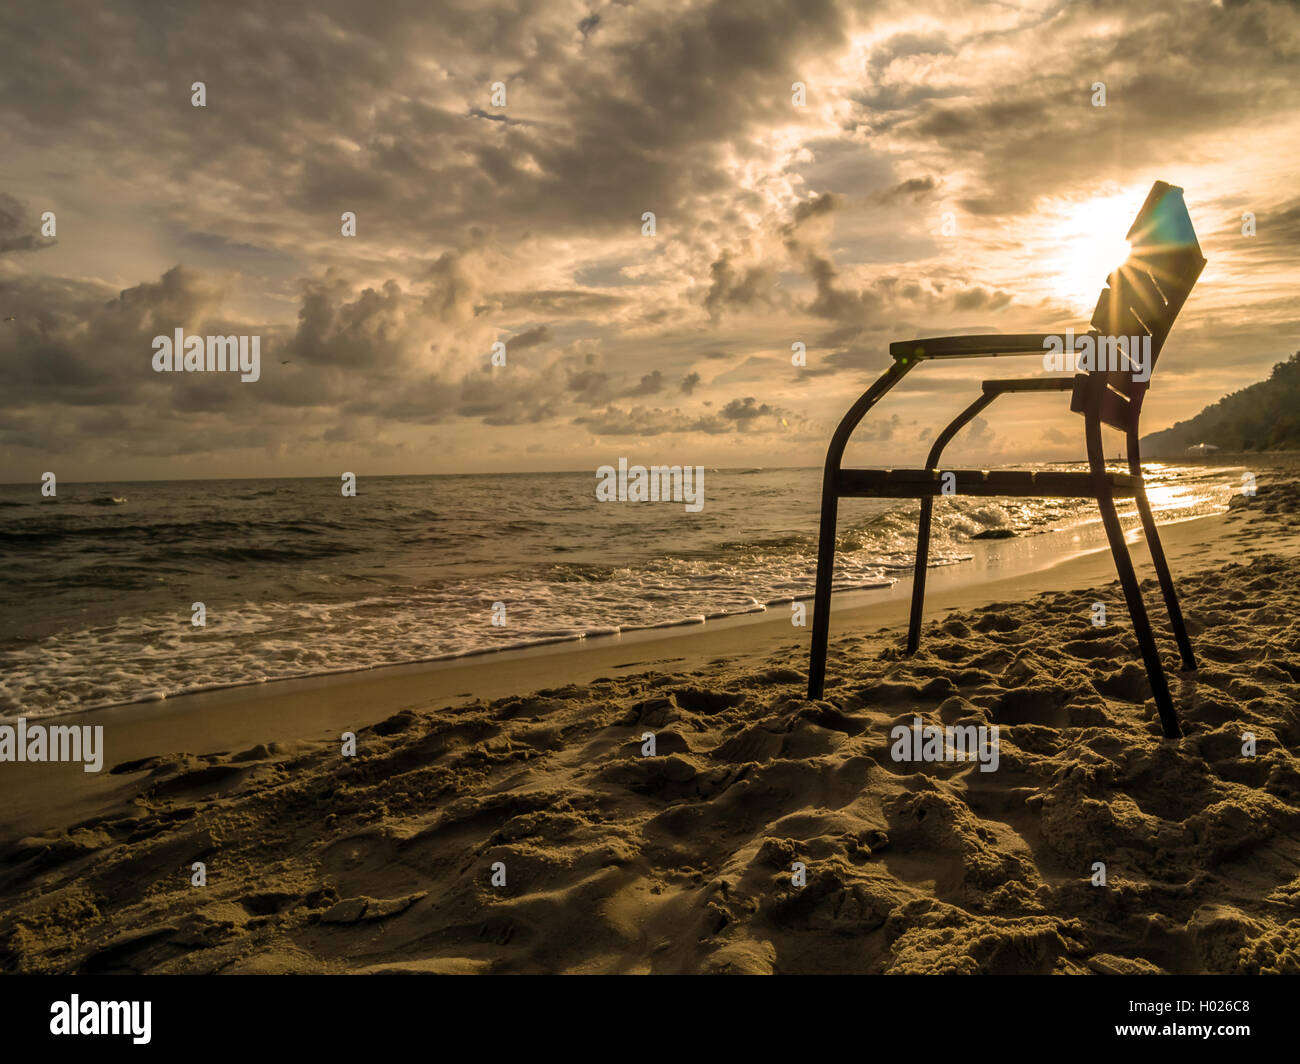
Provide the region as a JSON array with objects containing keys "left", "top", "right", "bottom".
[{"left": 1, "top": 467, "right": 1297, "bottom": 975}]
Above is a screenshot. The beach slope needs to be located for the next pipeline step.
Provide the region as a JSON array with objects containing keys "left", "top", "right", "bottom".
[{"left": 3, "top": 479, "right": 1299, "bottom": 974}]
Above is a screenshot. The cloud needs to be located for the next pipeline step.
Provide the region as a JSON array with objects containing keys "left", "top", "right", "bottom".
[
  {"left": 703, "top": 252, "right": 779, "bottom": 321},
  {"left": 0, "top": 193, "right": 55, "bottom": 254},
  {"left": 575, "top": 393, "right": 792, "bottom": 438},
  {"left": 624, "top": 370, "right": 665, "bottom": 397},
  {"left": 506, "top": 324, "right": 552, "bottom": 352},
  {"left": 1, "top": 0, "right": 1295, "bottom": 477},
  {"left": 952, "top": 286, "right": 1012, "bottom": 311},
  {"left": 878, "top": 177, "right": 938, "bottom": 204}
]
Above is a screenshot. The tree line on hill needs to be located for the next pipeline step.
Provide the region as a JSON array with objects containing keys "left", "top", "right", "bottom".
[{"left": 1140, "top": 352, "right": 1300, "bottom": 454}]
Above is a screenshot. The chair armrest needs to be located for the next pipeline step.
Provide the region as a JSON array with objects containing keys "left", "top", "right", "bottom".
[
  {"left": 924, "top": 378, "right": 1074, "bottom": 467},
  {"left": 891, "top": 334, "right": 1064, "bottom": 361},
  {"left": 981, "top": 377, "right": 1076, "bottom": 394}
]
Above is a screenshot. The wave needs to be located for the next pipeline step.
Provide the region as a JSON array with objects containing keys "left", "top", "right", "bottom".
[
  {"left": 0, "top": 515, "right": 351, "bottom": 548},
  {"left": 167, "top": 542, "right": 369, "bottom": 563},
  {"left": 0, "top": 463, "right": 1242, "bottom": 720}
]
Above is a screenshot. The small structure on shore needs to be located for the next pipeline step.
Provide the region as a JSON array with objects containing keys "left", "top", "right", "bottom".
[{"left": 1186, "top": 442, "right": 1220, "bottom": 456}]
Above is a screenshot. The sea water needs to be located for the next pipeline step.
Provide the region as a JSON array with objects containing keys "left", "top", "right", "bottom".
[{"left": 0, "top": 463, "right": 1239, "bottom": 718}]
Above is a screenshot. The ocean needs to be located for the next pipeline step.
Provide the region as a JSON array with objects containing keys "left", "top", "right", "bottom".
[{"left": 0, "top": 462, "right": 1241, "bottom": 719}]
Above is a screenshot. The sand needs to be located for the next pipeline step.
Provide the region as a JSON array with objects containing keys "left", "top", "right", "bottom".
[{"left": 2, "top": 474, "right": 1299, "bottom": 974}]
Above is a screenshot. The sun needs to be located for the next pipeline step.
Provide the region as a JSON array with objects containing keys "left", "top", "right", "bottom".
[{"left": 1045, "top": 191, "right": 1142, "bottom": 313}]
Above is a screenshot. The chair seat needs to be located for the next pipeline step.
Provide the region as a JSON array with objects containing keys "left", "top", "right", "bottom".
[{"left": 836, "top": 468, "right": 1142, "bottom": 499}]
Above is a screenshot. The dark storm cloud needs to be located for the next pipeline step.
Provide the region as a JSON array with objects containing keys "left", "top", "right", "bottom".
[
  {"left": 1242, "top": 196, "right": 1300, "bottom": 262},
  {"left": 623, "top": 370, "right": 664, "bottom": 397},
  {"left": 878, "top": 177, "right": 938, "bottom": 204},
  {"left": 703, "top": 252, "right": 780, "bottom": 320},
  {"left": 574, "top": 394, "right": 792, "bottom": 437},
  {"left": 0, "top": 193, "right": 55, "bottom": 254},
  {"left": 803, "top": 250, "right": 885, "bottom": 321},
  {"left": 573, "top": 406, "right": 691, "bottom": 437},
  {"left": 506, "top": 324, "right": 552, "bottom": 351},
  {"left": 0, "top": 0, "right": 848, "bottom": 266},
  {"left": 719, "top": 397, "right": 775, "bottom": 421},
  {"left": 566, "top": 368, "right": 614, "bottom": 403},
  {"left": 0, "top": 267, "right": 226, "bottom": 410},
  {"left": 0, "top": 261, "right": 586, "bottom": 444},
  {"left": 788, "top": 193, "right": 838, "bottom": 227}
]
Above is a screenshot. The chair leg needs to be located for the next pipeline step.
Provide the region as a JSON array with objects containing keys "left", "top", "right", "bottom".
[
  {"left": 1097, "top": 492, "right": 1182, "bottom": 739},
  {"left": 1133, "top": 490, "right": 1197, "bottom": 671},
  {"left": 807, "top": 487, "right": 839, "bottom": 700},
  {"left": 906, "top": 496, "right": 933, "bottom": 654}
]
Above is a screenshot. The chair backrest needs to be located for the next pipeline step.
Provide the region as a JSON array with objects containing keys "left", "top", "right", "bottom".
[{"left": 1077, "top": 181, "right": 1206, "bottom": 428}]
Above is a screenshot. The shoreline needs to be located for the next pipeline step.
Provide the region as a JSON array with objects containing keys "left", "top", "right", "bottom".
[
  {"left": 0, "top": 507, "right": 1252, "bottom": 839},
  {"left": 10, "top": 501, "right": 1229, "bottom": 727},
  {"left": 1, "top": 460, "right": 1249, "bottom": 727}
]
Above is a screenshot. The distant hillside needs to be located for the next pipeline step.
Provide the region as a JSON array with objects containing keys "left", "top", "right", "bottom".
[{"left": 1141, "top": 352, "right": 1300, "bottom": 455}]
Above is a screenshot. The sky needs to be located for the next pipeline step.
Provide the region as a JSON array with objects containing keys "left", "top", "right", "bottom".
[{"left": 1, "top": 0, "right": 1298, "bottom": 482}]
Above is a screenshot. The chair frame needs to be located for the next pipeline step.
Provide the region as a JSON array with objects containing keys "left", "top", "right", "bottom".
[{"left": 806, "top": 181, "right": 1207, "bottom": 739}]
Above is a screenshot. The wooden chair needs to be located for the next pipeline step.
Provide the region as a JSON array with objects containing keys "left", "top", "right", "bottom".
[{"left": 806, "top": 181, "right": 1206, "bottom": 738}]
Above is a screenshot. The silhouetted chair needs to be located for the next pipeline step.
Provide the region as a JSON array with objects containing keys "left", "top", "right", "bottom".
[{"left": 806, "top": 180, "right": 1205, "bottom": 738}]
